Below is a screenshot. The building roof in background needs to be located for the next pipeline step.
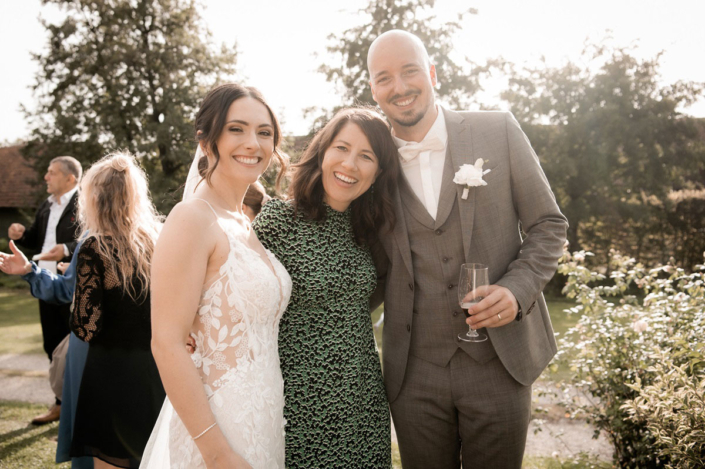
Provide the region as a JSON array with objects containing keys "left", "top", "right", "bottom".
[{"left": 0, "top": 146, "right": 39, "bottom": 208}]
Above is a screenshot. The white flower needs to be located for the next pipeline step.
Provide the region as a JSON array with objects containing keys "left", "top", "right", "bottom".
[
  {"left": 573, "top": 252, "right": 586, "bottom": 262},
  {"left": 673, "top": 292, "right": 689, "bottom": 303},
  {"left": 632, "top": 320, "right": 648, "bottom": 333},
  {"left": 454, "top": 158, "right": 491, "bottom": 199}
]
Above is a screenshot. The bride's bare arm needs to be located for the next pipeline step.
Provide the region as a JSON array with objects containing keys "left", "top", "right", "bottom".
[{"left": 150, "top": 202, "right": 251, "bottom": 469}]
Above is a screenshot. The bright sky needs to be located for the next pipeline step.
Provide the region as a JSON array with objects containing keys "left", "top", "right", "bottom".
[{"left": 1, "top": 0, "right": 704, "bottom": 143}]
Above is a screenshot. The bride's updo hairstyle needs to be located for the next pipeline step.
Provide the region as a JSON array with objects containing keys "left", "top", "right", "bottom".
[{"left": 194, "top": 83, "right": 287, "bottom": 190}]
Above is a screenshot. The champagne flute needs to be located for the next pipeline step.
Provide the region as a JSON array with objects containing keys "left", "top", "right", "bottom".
[{"left": 457, "top": 263, "right": 489, "bottom": 343}]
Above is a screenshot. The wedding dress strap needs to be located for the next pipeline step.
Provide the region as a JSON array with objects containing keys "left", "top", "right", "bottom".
[{"left": 192, "top": 198, "right": 219, "bottom": 218}]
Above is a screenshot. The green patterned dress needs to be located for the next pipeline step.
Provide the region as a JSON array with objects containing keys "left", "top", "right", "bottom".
[{"left": 252, "top": 199, "right": 391, "bottom": 468}]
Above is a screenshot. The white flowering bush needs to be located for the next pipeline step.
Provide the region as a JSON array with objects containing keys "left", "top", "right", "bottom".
[{"left": 555, "top": 250, "right": 705, "bottom": 468}]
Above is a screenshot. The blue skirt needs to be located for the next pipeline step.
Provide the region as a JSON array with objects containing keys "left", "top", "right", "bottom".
[{"left": 56, "top": 332, "right": 93, "bottom": 469}]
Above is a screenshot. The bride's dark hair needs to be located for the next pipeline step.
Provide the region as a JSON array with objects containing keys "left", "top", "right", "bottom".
[{"left": 194, "top": 83, "right": 287, "bottom": 191}]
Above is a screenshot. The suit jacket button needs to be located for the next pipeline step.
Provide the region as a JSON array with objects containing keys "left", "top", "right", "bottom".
[
  {"left": 448, "top": 284, "right": 454, "bottom": 290},
  {"left": 406, "top": 324, "right": 411, "bottom": 332},
  {"left": 452, "top": 311, "right": 458, "bottom": 317},
  {"left": 435, "top": 229, "right": 443, "bottom": 235},
  {"left": 408, "top": 283, "right": 414, "bottom": 291}
]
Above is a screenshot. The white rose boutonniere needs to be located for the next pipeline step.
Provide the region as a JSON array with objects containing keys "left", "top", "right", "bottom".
[{"left": 453, "top": 158, "right": 491, "bottom": 199}]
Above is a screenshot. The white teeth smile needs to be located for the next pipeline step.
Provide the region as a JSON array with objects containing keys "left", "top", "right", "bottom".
[
  {"left": 394, "top": 96, "right": 416, "bottom": 106},
  {"left": 234, "top": 156, "right": 259, "bottom": 165},
  {"left": 334, "top": 172, "right": 358, "bottom": 184}
]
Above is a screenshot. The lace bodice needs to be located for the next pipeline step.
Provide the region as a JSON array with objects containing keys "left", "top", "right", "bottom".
[
  {"left": 189, "top": 201, "right": 292, "bottom": 399},
  {"left": 148, "top": 199, "right": 293, "bottom": 469},
  {"left": 141, "top": 203, "right": 292, "bottom": 469}
]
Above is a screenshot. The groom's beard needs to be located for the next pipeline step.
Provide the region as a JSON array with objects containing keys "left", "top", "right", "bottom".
[
  {"left": 387, "top": 91, "right": 431, "bottom": 128},
  {"left": 393, "top": 110, "right": 425, "bottom": 128}
]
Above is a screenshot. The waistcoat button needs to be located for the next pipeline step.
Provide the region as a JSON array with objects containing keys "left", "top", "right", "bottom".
[
  {"left": 448, "top": 284, "right": 454, "bottom": 290},
  {"left": 453, "top": 311, "right": 458, "bottom": 317},
  {"left": 435, "top": 229, "right": 443, "bottom": 235}
]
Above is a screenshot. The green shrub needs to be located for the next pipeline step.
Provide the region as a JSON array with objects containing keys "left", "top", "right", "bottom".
[
  {"left": 555, "top": 250, "right": 705, "bottom": 468},
  {"left": 622, "top": 349, "right": 705, "bottom": 467}
]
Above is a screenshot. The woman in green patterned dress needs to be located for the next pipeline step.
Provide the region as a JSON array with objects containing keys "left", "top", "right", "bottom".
[{"left": 252, "top": 107, "right": 400, "bottom": 468}]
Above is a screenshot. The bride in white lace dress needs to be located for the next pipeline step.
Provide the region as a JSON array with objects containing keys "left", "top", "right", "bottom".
[{"left": 141, "top": 84, "right": 291, "bottom": 469}]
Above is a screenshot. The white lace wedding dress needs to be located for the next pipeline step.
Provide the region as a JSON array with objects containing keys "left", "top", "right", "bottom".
[{"left": 140, "top": 199, "right": 292, "bottom": 469}]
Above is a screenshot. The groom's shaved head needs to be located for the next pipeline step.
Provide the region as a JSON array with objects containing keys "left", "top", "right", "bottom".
[
  {"left": 367, "top": 29, "right": 438, "bottom": 140},
  {"left": 367, "top": 30, "right": 431, "bottom": 73}
]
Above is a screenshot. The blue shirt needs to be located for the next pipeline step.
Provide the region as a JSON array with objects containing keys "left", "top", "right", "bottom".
[{"left": 21, "top": 239, "right": 83, "bottom": 305}]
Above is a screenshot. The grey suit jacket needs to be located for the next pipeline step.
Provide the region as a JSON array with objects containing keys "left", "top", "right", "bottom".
[{"left": 374, "top": 108, "right": 568, "bottom": 403}]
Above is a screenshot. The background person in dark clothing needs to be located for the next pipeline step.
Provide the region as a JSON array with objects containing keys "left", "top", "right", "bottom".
[{"left": 8, "top": 155, "right": 82, "bottom": 424}]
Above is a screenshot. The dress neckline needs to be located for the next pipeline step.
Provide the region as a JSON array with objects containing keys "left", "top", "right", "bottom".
[
  {"left": 193, "top": 197, "right": 283, "bottom": 291},
  {"left": 322, "top": 202, "right": 352, "bottom": 220}
]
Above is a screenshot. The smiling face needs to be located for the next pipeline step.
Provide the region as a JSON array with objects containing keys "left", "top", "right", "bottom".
[
  {"left": 321, "top": 123, "right": 381, "bottom": 212},
  {"left": 209, "top": 97, "right": 275, "bottom": 187},
  {"left": 368, "top": 31, "right": 438, "bottom": 140}
]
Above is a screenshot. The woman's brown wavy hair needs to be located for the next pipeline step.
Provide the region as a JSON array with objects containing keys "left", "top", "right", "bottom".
[
  {"left": 288, "top": 106, "right": 399, "bottom": 246},
  {"left": 194, "top": 83, "right": 287, "bottom": 191}
]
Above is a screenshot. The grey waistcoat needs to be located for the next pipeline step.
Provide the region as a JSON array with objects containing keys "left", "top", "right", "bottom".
[{"left": 399, "top": 155, "right": 497, "bottom": 367}]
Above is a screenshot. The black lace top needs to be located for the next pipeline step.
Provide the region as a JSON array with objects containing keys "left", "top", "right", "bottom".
[{"left": 70, "top": 236, "right": 152, "bottom": 349}]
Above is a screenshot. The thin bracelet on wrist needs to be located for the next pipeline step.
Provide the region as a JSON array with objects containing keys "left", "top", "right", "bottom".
[{"left": 193, "top": 421, "right": 217, "bottom": 440}]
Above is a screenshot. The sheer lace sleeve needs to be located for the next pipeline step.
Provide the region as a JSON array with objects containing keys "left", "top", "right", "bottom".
[{"left": 70, "top": 237, "right": 105, "bottom": 342}]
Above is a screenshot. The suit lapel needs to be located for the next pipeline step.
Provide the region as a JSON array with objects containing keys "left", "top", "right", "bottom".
[
  {"left": 433, "top": 146, "right": 458, "bottom": 228},
  {"left": 444, "top": 108, "right": 476, "bottom": 263},
  {"left": 391, "top": 183, "right": 414, "bottom": 281}
]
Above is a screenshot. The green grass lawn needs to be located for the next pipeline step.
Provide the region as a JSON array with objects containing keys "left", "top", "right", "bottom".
[
  {"left": 545, "top": 296, "right": 579, "bottom": 338},
  {"left": 0, "top": 400, "right": 70, "bottom": 469},
  {"left": 0, "top": 289, "right": 44, "bottom": 355}
]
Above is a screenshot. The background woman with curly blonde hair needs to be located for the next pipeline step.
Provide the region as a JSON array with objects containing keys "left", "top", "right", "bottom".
[{"left": 69, "top": 151, "right": 166, "bottom": 469}]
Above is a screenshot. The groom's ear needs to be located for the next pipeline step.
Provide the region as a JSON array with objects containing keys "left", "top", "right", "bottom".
[
  {"left": 429, "top": 64, "right": 438, "bottom": 87},
  {"left": 369, "top": 80, "right": 379, "bottom": 104}
]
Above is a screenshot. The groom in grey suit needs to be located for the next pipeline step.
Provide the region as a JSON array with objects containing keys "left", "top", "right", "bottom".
[{"left": 368, "top": 30, "right": 568, "bottom": 468}]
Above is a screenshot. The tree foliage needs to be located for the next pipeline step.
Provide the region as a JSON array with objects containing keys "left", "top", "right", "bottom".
[
  {"left": 313, "top": 0, "right": 499, "bottom": 133},
  {"left": 502, "top": 43, "right": 705, "bottom": 267},
  {"left": 23, "top": 0, "right": 238, "bottom": 211}
]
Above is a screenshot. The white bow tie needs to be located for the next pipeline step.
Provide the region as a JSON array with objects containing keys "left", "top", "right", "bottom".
[{"left": 397, "top": 135, "right": 445, "bottom": 162}]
